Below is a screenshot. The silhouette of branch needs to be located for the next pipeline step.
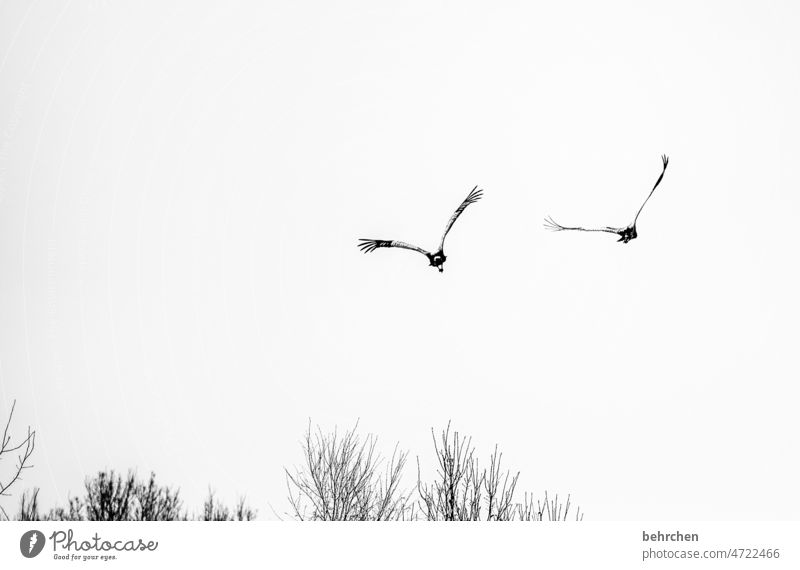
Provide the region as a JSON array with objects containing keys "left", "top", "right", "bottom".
[
  {"left": 285, "top": 420, "right": 410, "bottom": 520},
  {"left": 417, "top": 422, "right": 484, "bottom": 521},
  {"left": 418, "top": 422, "right": 584, "bottom": 521},
  {"left": 16, "top": 487, "right": 40, "bottom": 521},
  {"left": 0, "top": 400, "right": 36, "bottom": 519}
]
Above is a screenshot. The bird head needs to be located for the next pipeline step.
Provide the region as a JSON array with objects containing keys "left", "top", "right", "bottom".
[{"left": 429, "top": 251, "right": 446, "bottom": 272}]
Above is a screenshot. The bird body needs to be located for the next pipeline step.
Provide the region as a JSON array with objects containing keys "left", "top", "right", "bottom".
[
  {"left": 358, "top": 187, "right": 482, "bottom": 272},
  {"left": 614, "top": 224, "right": 637, "bottom": 243},
  {"left": 544, "top": 155, "right": 669, "bottom": 243}
]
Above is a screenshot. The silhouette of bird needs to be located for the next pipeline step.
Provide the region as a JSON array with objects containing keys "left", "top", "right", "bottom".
[
  {"left": 544, "top": 155, "right": 669, "bottom": 243},
  {"left": 358, "top": 186, "right": 483, "bottom": 272}
]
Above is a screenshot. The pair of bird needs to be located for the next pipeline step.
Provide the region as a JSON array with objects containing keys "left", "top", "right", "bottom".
[{"left": 358, "top": 155, "right": 669, "bottom": 272}]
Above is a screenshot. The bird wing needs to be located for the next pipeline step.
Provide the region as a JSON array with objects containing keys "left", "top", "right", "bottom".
[
  {"left": 357, "top": 239, "right": 431, "bottom": 257},
  {"left": 543, "top": 216, "right": 622, "bottom": 234},
  {"left": 632, "top": 154, "right": 669, "bottom": 225},
  {"left": 438, "top": 186, "right": 483, "bottom": 251}
]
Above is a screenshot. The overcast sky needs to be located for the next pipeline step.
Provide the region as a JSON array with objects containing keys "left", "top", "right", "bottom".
[{"left": 1, "top": 0, "right": 799, "bottom": 520}]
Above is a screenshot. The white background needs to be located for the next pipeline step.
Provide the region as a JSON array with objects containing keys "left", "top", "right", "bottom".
[{"left": 1, "top": 0, "right": 799, "bottom": 520}]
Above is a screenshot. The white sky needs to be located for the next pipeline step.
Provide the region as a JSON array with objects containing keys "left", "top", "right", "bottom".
[{"left": 1, "top": 0, "right": 799, "bottom": 520}]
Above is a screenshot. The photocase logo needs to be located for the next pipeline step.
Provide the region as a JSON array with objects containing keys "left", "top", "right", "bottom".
[{"left": 19, "top": 530, "right": 46, "bottom": 558}]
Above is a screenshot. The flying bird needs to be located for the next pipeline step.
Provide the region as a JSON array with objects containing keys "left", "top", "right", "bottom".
[
  {"left": 544, "top": 155, "right": 669, "bottom": 243},
  {"left": 358, "top": 186, "right": 483, "bottom": 272}
]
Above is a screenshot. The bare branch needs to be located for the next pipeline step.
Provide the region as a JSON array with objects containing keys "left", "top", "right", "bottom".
[
  {"left": 0, "top": 400, "right": 36, "bottom": 515},
  {"left": 418, "top": 423, "right": 584, "bottom": 522},
  {"left": 285, "top": 421, "right": 411, "bottom": 520}
]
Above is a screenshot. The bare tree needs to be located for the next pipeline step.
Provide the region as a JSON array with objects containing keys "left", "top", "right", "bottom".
[
  {"left": 200, "top": 489, "right": 230, "bottom": 521},
  {"left": 483, "top": 445, "right": 520, "bottom": 521},
  {"left": 0, "top": 400, "right": 36, "bottom": 520},
  {"left": 417, "top": 423, "right": 518, "bottom": 520},
  {"left": 44, "top": 497, "right": 85, "bottom": 521},
  {"left": 515, "top": 491, "right": 583, "bottom": 521},
  {"left": 133, "top": 473, "right": 184, "bottom": 521},
  {"left": 83, "top": 470, "right": 136, "bottom": 521},
  {"left": 285, "top": 421, "right": 410, "bottom": 520},
  {"left": 417, "top": 422, "right": 583, "bottom": 521},
  {"left": 232, "top": 496, "right": 257, "bottom": 521},
  {"left": 16, "top": 487, "right": 82, "bottom": 522},
  {"left": 19, "top": 473, "right": 253, "bottom": 521},
  {"left": 416, "top": 423, "right": 481, "bottom": 520},
  {"left": 83, "top": 470, "right": 190, "bottom": 521},
  {"left": 16, "top": 488, "right": 40, "bottom": 521},
  {"left": 198, "top": 489, "right": 256, "bottom": 521},
  {"left": 41, "top": 470, "right": 188, "bottom": 521}
]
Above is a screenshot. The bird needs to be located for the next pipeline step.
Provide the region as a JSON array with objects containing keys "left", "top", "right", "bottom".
[
  {"left": 544, "top": 154, "right": 669, "bottom": 243},
  {"left": 358, "top": 186, "right": 483, "bottom": 272}
]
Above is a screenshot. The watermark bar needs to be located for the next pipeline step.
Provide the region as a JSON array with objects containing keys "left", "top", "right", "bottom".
[{"left": 0, "top": 522, "right": 797, "bottom": 568}]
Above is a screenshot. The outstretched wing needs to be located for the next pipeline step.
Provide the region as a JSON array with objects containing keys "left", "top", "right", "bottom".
[
  {"left": 543, "top": 216, "right": 622, "bottom": 234},
  {"left": 438, "top": 186, "right": 483, "bottom": 251},
  {"left": 633, "top": 154, "right": 669, "bottom": 225},
  {"left": 358, "top": 239, "right": 430, "bottom": 257}
]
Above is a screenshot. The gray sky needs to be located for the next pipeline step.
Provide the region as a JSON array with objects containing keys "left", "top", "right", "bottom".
[{"left": 1, "top": 0, "right": 799, "bottom": 520}]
